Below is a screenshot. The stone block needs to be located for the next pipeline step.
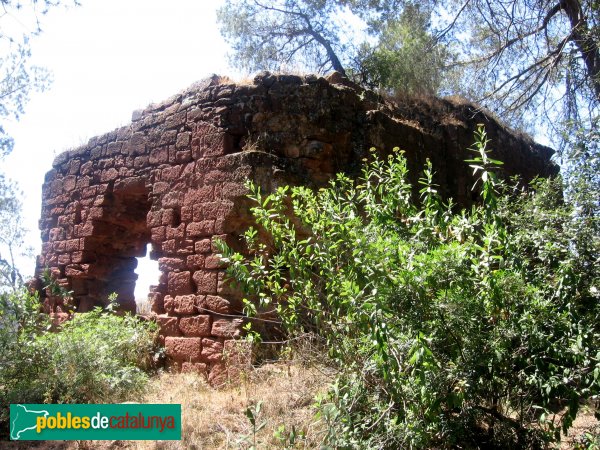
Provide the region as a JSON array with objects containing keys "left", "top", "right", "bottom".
[
  {"left": 199, "top": 295, "right": 233, "bottom": 314},
  {"left": 71, "top": 251, "right": 95, "bottom": 264},
  {"left": 161, "top": 165, "right": 183, "bottom": 182},
  {"left": 134, "top": 156, "right": 149, "bottom": 168},
  {"left": 158, "top": 257, "right": 186, "bottom": 272},
  {"left": 162, "top": 191, "right": 183, "bottom": 209},
  {"left": 168, "top": 271, "right": 193, "bottom": 296},
  {"left": 53, "top": 240, "right": 66, "bottom": 252},
  {"left": 162, "top": 239, "right": 176, "bottom": 254},
  {"left": 176, "top": 239, "right": 195, "bottom": 256},
  {"left": 204, "top": 254, "right": 224, "bottom": 269},
  {"left": 165, "top": 337, "right": 202, "bottom": 363},
  {"left": 186, "top": 254, "right": 205, "bottom": 270},
  {"left": 208, "top": 362, "right": 227, "bottom": 386},
  {"left": 187, "top": 107, "right": 202, "bottom": 122},
  {"left": 200, "top": 338, "right": 224, "bottom": 363},
  {"left": 175, "top": 150, "right": 192, "bottom": 163},
  {"left": 149, "top": 147, "right": 169, "bottom": 164},
  {"left": 57, "top": 214, "right": 75, "bottom": 227},
  {"left": 147, "top": 210, "right": 162, "bottom": 227},
  {"left": 65, "top": 239, "right": 80, "bottom": 252},
  {"left": 186, "top": 221, "right": 214, "bottom": 238},
  {"left": 74, "top": 222, "right": 94, "bottom": 238},
  {"left": 49, "top": 227, "right": 66, "bottom": 241},
  {"left": 81, "top": 187, "right": 98, "bottom": 199},
  {"left": 158, "top": 130, "right": 178, "bottom": 146},
  {"left": 58, "top": 253, "right": 71, "bottom": 265},
  {"left": 211, "top": 318, "right": 244, "bottom": 338},
  {"left": 172, "top": 294, "right": 198, "bottom": 315},
  {"left": 156, "top": 314, "right": 180, "bottom": 336},
  {"left": 151, "top": 226, "right": 166, "bottom": 243},
  {"left": 100, "top": 168, "right": 119, "bottom": 182},
  {"left": 179, "top": 315, "right": 212, "bottom": 337},
  {"left": 150, "top": 292, "right": 165, "bottom": 314},
  {"left": 62, "top": 176, "right": 77, "bottom": 192},
  {"left": 64, "top": 265, "right": 85, "bottom": 277},
  {"left": 202, "top": 134, "right": 227, "bottom": 158},
  {"left": 164, "top": 295, "right": 174, "bottom": 314},
  {"left": 152, "top": 182, "right": 170, "bottom": 195},
  {"left": 166, "top": 223, "right": 185, "bottom": 240},
  {"left": 75, "top": 177, "right": 91, "bottom": 189},
  {"left": 220, "top": 182, "right": 248, "bottom": 199},
  {"left": 165, "top": 111, "right": 186, "bottom": 129},
  {"left": 194, "top": 201, "right": 223, "bottom": 219},
  {"left": 176, "top": 132, "right": 191, "bottom": 149},
  {"left": 114, "top": 176, "right": 146, "bottom": 194},
  {"left": 180, "top": 206, "right": 193, "bottom": 222},
  {"left": 204, "top": 170, "right": 231, "bottom": 185},
  {"left": 193, "top": 270, "right": 218, "bottom": 294},
  {"left": 195, "top": 239, "right": 212, "bottom": 254},
  {"left": 123, "top": 132, "right": 146, "bottom": 155},
  {"left": 183, "top": 186, "right": 213, "bottom": 206},
  {"left": 161, "top": 209, "right": 177, "bottom": 226}
]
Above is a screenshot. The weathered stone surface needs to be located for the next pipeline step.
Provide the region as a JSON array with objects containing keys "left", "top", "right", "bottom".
[
  {"left": 164, "top": 337, "right": 202, "bottom": 363},
  {"left": 156, "top": 314, "right": 180, "bottom": 336},
  {"left": 168, "top": 271, "right": 193, "bottom": 296},
  {"left": 208, "top": 362, "right": 228, "bottom": 386},
  {"left": 172, "top": 294, "right": 198, "bottom": 315},
  {"left": 212, "top": 318, "right": 244, "bottom": 338},
  {"left": 193, "top": 270, "right": 218, "bottom": 294},
  {"left": 199, "top": 295, "right": 234, "bottom": 314},
  {"left": 34, "top": 72, "right": 557, "bottom": 381},
  {"left": 179, "top": 315, "right": 212, "bottom": 337},
  {"left": 194, "top": 239, "right": 212, "bottom": 254},
  {"left": 201, "top": 338, "right": 224, "bottom": 363}
]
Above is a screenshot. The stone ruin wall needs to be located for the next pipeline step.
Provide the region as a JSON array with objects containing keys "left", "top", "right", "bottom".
[{"left": 34, "top": 72, "right": 557, "bottom": 384}]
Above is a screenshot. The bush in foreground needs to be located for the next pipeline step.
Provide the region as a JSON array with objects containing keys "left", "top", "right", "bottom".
[
  {"left": 219, "top": 126, "right": 600, "bottom": 449},
  {"left": 0, "top": 291, "right": 158, "bottom": 430}
]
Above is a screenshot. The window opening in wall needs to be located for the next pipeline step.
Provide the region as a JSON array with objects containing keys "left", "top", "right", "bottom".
[{"left": 134, "top": 244, "right": 160, "bottom": 315}]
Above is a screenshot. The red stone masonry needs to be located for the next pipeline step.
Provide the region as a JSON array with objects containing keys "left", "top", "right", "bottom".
[{"left": 34, "top": 72, "right": 557, "bottom": 382}]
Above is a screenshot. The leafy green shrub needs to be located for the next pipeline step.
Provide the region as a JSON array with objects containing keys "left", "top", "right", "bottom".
[
  {"left": 0, "top": 290, "right": 158, "bottom": 430},
  {"left": 219, "top": 126, "right": 600, "bottom": 448}
]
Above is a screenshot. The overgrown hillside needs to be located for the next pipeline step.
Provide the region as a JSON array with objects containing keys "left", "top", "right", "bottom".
[{"left": 1, "top": 127, "right": 598, "bottom": 449}]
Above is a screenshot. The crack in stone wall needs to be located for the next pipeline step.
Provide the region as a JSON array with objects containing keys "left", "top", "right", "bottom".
[{"left": 34, "top": 72, "right": 557, "bottom": 384}]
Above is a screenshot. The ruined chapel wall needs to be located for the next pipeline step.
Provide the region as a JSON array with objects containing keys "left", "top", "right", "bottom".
[{"left": 35, "top": 72, "right": 557, "bottom": 383}]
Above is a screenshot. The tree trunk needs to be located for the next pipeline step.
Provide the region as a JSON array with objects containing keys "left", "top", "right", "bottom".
[
  {"left": 561, "top": 0, "right": 600, "bottom": 102},
  {"left": 307, "top": 29, "right": 346, "bottom": 76}
]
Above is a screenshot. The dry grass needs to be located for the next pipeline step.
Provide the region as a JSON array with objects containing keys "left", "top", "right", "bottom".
[
  {"left": 51, "top": 358, "right": 334, "bottom": 450},
  {"left": 1, "top": 361, "right": 597, "bottom": 449},
  {"left": 129, "top": 362, "right": 332, "bottom": 450}
]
